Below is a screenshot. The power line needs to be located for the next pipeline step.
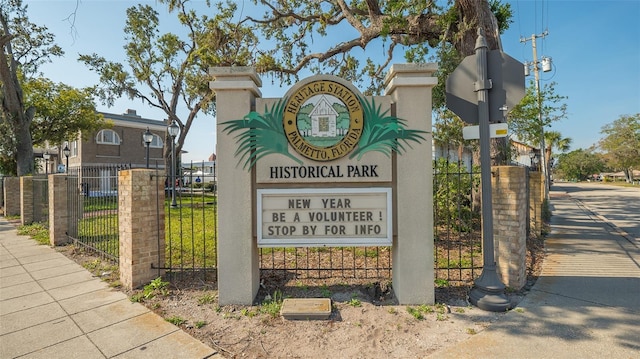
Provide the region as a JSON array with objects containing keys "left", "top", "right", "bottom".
[{"left": 540, "top": 0, "right": 550, "bottom": 56}]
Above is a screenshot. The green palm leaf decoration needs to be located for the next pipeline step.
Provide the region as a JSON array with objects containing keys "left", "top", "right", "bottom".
[
  {"left": 221, "top": 98, "right": 303, "bottom": 170},
  {"left": 349, "top": 96, "right": 429, "bottom": 160}
]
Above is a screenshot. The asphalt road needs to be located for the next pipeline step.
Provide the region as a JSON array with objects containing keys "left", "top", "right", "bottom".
[{"left": 553, "top": 181, "right": 640, "bottom": 243}]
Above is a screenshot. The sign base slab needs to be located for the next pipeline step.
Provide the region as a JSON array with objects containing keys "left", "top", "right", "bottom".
[{"left": 280, "top": 298, "right": 332, "bottom": 320}]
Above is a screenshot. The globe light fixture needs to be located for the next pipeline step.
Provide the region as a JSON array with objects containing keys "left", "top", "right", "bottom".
[
  {"left": 63, "top": 145, "right": 70, "bottom": 173},
  {"left": 43, "top": 151, "right": 50, "bottom": 176},
  {"left": 143, "top": 127, "right": 153, "bottom": 169}
]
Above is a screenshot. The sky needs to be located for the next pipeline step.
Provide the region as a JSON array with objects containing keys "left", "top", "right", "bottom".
[{"left": 21, "top": 0, "right": 640, "bottom": 163}]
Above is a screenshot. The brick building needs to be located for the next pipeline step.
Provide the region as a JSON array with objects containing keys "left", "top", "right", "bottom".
[{"left": 59, "top": 109, "right": 168, "bottom": 171}]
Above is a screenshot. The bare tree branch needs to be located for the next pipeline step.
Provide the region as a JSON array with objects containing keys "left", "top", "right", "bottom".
[
  {"left": 248, "top": 0, "right": 504, "bottom": 82},
  {"left": 244, "top": 0, "right": 345, "bottom": 26}
]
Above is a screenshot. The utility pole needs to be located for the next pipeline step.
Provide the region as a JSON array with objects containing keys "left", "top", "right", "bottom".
[{"left": 521, "top": 31, "right": 551, "bottom": 200}]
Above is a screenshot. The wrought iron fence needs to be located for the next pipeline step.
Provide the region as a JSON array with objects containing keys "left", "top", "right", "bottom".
[
  {"left": 259, "top": 246, "right": 392, "bottom": 281},
  {"left": 433, "top": 158, "right": 483, "bottom": 286},
  {"left": 160, "top": 161, "right": 218, "bottom": 279},
  {"left": 157, "top": 159, "right": 483, "bottom": 288},
  {"left": 67, "top": 164, "right": 129, "bottom": 262}
]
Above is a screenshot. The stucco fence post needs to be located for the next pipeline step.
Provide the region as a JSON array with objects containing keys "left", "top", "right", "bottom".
[
  {"left": 384, "top": 64, "right": 438, "bottom": 304},
  {"left": 210, "top": 67, "right": 262, "bottom": 305},
  {"left": 118, "top": 169, "right": 166, "bottom": 289},
  {"left": 491, "top": 166, "right": 527, "bottom": 290}
]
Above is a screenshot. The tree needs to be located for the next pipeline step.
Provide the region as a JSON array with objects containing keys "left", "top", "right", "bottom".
[
  {"left": 508, "top": 80, "right": 567, "bottom": 191},
  {"left": 248, "top": 1, "right": 511, "bottom": 93},
  {"left": 79, "top": 0, "right": 258, "bottom": 173},
  {"left": 244, "top": 0, "right": 513, "bottom": 167},
  {"left": 433, "top": 109, "right": 468, "bottom": 161},
  {"left": 544, "top": 130, "right": 571, "bottom": 181},
  {"left": 78, "top": 0, "right": 513, "bottom": 169},
  {"left": 0, "top": 117, "right": 16, "bottom": 175},
  {"left": 556, "top": 149, "right": 605, "bottom": 182},
  {"left": 25, "top": 78, "right": 105, "bottom": 145},
  {"left": 0, "top": 77, "right": 105, "bottom": 175},
  {"left": 508, "top": 80, "right": 568, "bottom": 146},
  {"left": 599, "top": 113, "right": 640, "bottom": 183},
  {"left": 1, "top": 0, "right": 63, "bottom": 175}
]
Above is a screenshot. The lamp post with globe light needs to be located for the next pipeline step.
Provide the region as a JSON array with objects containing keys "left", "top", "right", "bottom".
[
  {"left": 63, "top": 145, "right": 70, "bottom": 173},
  {"left": 43, "top": 151, "right": 50, "bottom": 176},
  {"left": 168, "top": 121, "right": 180, "bottom": 208},
  {"left": 143, "top": 128, "right": 153, "bottom": 169},
  {"left": 529, "top": 151, "right": 540, "bottom": 171}
]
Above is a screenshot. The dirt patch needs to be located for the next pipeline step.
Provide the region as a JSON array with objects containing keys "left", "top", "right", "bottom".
[{"left": 55, "top": 234, "right": 545, "bottom": 359}]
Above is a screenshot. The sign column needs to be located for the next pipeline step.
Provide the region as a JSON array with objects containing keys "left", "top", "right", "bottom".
[
  {"left": 384, "top": 64, "right": 438, "bottom": 304},
  {"left": 210, "top": 67, "right": 262, "bottom": 305}
]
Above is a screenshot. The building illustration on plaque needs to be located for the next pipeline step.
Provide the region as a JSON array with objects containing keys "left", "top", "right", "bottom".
[{"left": 309, "top": 95, "right": 339, "bottom": 138}]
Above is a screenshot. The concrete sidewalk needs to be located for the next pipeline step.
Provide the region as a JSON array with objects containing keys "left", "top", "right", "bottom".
[
  {"left": 430, "top": 188, "right": 640, "bottom": 358},
  {"left": 0, "top": 218, "right": 220, "bottom": 359}
]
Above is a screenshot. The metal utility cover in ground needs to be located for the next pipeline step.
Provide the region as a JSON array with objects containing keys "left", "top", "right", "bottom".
[
  {"left": 446, "top": 50, "right": 525, "bottom": 125},
  {"left": 280, "top": 298, "right": 332, "bottom": 320}
]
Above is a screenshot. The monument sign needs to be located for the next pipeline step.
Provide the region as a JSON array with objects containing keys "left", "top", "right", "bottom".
[{"left": 212, "top": 65, "right": 437, "bottom": 305}]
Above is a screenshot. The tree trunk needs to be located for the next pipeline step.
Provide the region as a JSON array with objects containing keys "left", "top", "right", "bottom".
[
  {"left": 1, "top": 39, "right": 35, "bottom": 175},
  {"left": 163, "top": 131, "right": 172, "bottom": 181},
  {"left": 14, "top": 112, "right": 35, "bottom": 176},
  {"left": 471, "top": 148, "right": 482, "bottom": 212},
  {"left": 455, "top": 0, "right": 502, "bottom": 56},
  {"left": 163, "top": 128, "right": 186, "bottom": 189},
  {"left": 545, "top": 146, "right": 552, "bottom": 185},
  {"left": 623, "top": 168, "right": 632, "bottom": 183}
]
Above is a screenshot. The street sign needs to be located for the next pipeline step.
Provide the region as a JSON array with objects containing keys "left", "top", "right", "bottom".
[
  {"left": 462, "top": 123, "right": 508, "bottom": 140},
  {"left": 445, "top": 50, "right": 525, "bottom": 125}
]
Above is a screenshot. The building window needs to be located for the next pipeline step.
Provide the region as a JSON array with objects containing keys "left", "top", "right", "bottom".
[
  {"left": 71, "top": 141, "right": 78, "bottom": 157},
  {"left": 149, "top": 134, "right": 163, "bottom": 148},
  {"left": 96, "top": 129, "right": 120, "bottom": 145}
]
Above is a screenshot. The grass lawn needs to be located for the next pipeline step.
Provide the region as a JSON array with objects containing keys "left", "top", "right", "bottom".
[
  {"left": 73, "top": 197, "right": 219, "bottom": 267},
  {"left": 165, "top": 200, "right": 218, "bottom": 269}
]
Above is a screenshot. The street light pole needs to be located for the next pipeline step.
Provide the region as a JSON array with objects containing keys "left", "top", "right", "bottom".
[
  {"left": 43, "top": 151, "right": 50, "bottom": 176},
  {"left": 529, "top": 150, "right": 536, "bottom": 169},
  {"left": 143, "top": 127, "right": 153, "bottom": 169},
  {"left": 63, "top": 145, "right": 70, "bottom": 173},
  {"left": 168, "top": 121, "right": 180, "bottom": 208}
]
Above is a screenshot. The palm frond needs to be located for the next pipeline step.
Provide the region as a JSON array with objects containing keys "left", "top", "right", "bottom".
[
  {"left": 350, "top": 96, "right": 428, "bottom": 160},
  {"left": 221, "top": 98, "right": 303, "bottom": 170}
]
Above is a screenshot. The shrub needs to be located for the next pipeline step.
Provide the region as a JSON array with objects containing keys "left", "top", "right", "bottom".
[
  {"left": 433, "top": 158, "right": 480, "bottom": 232},
  {"left": 541, "top": 199, "right": 551, "bottom": 222}
]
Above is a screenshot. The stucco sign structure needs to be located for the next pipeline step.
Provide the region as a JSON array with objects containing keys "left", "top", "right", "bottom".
[
  {"left": 213, "top": 65, "right": 437, "bottom": 305},
  {"left": 222, "top": 75, "right": 424, "bottom": 248}
]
